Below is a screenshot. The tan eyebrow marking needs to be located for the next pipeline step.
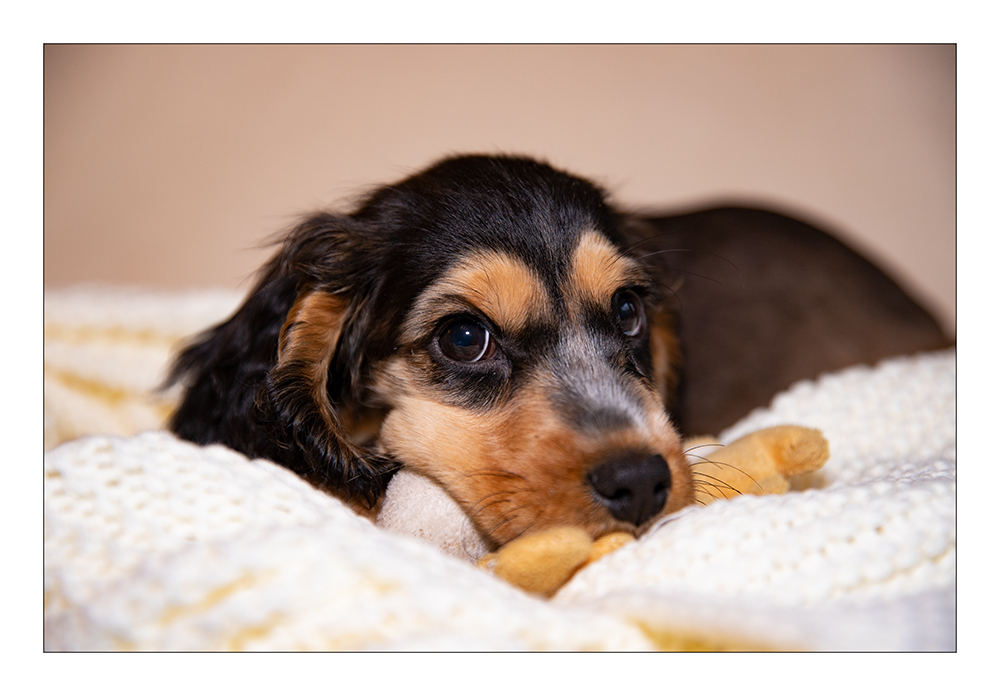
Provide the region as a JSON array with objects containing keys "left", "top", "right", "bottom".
[
  {"left": 565, "top": 229, "right": 646, "bottom": 312},
  {"left": 403, "top": 250, "right": 552, "bottom": 341}
]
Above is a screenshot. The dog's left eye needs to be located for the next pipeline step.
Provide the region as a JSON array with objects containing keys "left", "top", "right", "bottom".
[
  {"left": 615, "top": 291, "right": 645, "bottom": 337},
  {"left": 438, "top": 319, "right": 496, "bottom": 363}
]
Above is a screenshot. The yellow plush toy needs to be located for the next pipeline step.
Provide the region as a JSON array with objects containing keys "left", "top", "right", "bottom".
[
  {"left": 475, "top": 425, "right": 829, "bottom": 597},
  {"left": 685, "top": 424, "right": 830, "bottom": 504}
]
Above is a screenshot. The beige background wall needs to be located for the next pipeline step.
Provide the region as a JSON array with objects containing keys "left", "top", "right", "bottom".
[{"left": 44, "top": 45, "right": 956, "bottom": 333}]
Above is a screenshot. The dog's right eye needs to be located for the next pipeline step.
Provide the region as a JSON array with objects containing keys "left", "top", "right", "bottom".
[{"left": 438, "top": 320, "right": 496, "bottom": 363}]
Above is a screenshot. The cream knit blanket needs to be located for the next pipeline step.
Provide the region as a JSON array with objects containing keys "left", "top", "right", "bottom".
[{"left": 43, "top": 287, "right": 956, "bottom": 650}]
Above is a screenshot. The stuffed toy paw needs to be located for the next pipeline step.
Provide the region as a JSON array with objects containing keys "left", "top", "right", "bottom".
[
  {"left": 377, "top": 424, "right": 828, "bottom": 597},
  {"left": 685, "top": 424, "right": 829, "bottom": 505},
  {"left": 476, "top": 528, "right": 636, "bottom": 598}
]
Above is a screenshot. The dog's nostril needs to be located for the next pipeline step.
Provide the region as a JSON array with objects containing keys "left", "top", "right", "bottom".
[{"left": 587, "top": 453, "right": 671, "bottom": 526}]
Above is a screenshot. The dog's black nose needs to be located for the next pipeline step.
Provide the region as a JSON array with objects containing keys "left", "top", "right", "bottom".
[{"left": 587, "top": 453, "right": 672, "bottom": 526}]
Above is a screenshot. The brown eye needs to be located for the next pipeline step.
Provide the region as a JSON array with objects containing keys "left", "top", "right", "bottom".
[
  {"left": 439, "top": 319, "right": 495, "bottom": 362},
  {"left": 615, "top": 291, "right": 644, "bottom": 337}
]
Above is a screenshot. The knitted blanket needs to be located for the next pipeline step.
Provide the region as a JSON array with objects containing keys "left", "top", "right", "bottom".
[{"left": 43, "top": 287, "right": 956, "bottom": 651}]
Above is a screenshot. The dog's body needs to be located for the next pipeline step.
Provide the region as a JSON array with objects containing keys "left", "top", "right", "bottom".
[
  {"left": 638, "top": 207, "right": 951, "bottom": 436},
  {"left": 168, "top": 155, "right": 951, "bottom": 546}
]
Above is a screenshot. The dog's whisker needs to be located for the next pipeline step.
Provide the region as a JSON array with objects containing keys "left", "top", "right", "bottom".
[
  {"left": 464, "top": 468, "right": 527, "bottom": 482},
  {"left": 620, "top": 219, "right": 705, "bottom": 253},
  {"left": 652, "top": 264, "right": 727, "bottom": 287},
  {"left": 634, "top": 247, "right": 744, "bottom": 287},
  {"left": 690, "top": 478, "right": 731, "bottom": 495},
  {"left": 490, "top": 505, "right": 543, "bottom": 543},
  {"left": 689, "top": 483, "right": 722, "bottom": 502},
  {"left": 690, "top": 471, "right": 745, "bottom": 496},
  {"left": 692, "top": 459, "right": 762, "bottom": 491},
  {"left": 683, "top": 442, "right": 723, "bottom": 455},
  {"left": 468, "top": 492, "right": 521, "bottom": 520},
  {"left": 469, "top": 490, "right": 516, "bottom": 507},
  {"left": 684, "top": 452, "right": 725, "bottom": 468},
  {"left": 649, "top": 278, "right": 685, "bottom": 313},
  {"left": 685, "top": 456, "right": 719, "bottom": 469},
  {"left": 486, "top": 508, "right": 532, "bottom": 541}
]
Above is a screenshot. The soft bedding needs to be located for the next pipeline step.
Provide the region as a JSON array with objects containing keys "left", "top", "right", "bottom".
[{"left": 43, "top": 287, "right": 956, "bottom": 650}]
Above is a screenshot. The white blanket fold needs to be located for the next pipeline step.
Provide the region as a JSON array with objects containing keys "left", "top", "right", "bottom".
[{"left": 43, "top": 288, "right": 956, "bottom": 651}]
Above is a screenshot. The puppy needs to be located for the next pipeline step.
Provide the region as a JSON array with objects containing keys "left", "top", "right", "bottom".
[{"left": 167, "top": 155, "right": 951, "bottom": 545}]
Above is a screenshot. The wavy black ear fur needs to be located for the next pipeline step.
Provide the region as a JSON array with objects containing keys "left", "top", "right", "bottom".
[{"left": 166, "top": 213, "right": 399, "bottom": 507}]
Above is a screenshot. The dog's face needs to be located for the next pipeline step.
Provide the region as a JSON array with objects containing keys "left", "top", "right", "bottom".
[
  {"left": 170, "top": 155, "right": 693, "bottom": 545},
  {"left": 371, "top": 225, "right": 693, "bottom": 543}
]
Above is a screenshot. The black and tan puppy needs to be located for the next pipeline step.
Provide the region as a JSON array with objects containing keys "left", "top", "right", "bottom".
[{"left": 167, "top": 155, "right": 950, "bottom": 545}]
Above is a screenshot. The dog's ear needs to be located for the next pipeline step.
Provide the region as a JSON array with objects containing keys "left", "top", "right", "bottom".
[
  {"left": 167, "top": 213, "right": 398, "bottom": 508},
  {"left": 166, "top": 262, "right": 298, "bottom": 457},
  {"left": 262, "top": 285, "right": 397, "bottom": 504}
]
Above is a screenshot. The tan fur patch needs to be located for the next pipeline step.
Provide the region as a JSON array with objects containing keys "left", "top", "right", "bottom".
[
  {"left": 565, "top": 229, "right": 646, "bottom": 313},
  {"left": 648, "top": 305, "right": 682, "bottom": 406},
  {"left": 404, "top": 250, "right": 551, "bottom": 341},
  {"left": 277, "top": 290, "right": 348, "bottom": 430}
]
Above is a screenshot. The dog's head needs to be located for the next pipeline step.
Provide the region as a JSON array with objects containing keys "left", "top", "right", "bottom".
[{"left": 169, "top": 155, "right": 693, "bottom": 544}]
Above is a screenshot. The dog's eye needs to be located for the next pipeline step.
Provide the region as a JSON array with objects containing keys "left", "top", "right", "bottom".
[
  {"left": 439, "top": 320, "right": 496, "bottom": 363},
  {"left": 615, "top": 291, "right": 645, "bottom": 337}
]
